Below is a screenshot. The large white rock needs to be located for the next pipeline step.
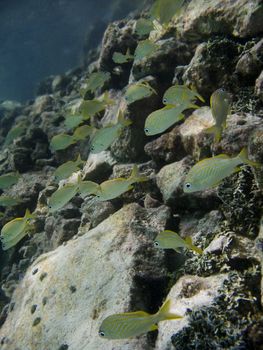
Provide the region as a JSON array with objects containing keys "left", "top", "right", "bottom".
[
  {"left": 0, "top": 203, "right": 170, "bottom": 350},
  {"left": 173, "top": 0, "right": 263, "bottom": 39},
  {"left": 155, "top": 273, "right": 228, "bottom": 350}
]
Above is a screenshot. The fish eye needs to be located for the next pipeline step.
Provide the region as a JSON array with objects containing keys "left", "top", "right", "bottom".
[
  {"left": 154, "top": 241, "right": 159, "bottom": 247},
  {"left": 144, "top": 128, "right": 149, "bottom": 134},
  {"left": 90, "top": 146, "right": 94, "bottom": 151},
  {"left": 185, "top": 183, "right": 191, "bottom": 189},
  {"left": 163, "top": 98, "right": 167, "bottom": 103},
  {"left": 99, "top": 331, "right": 105, "bottom": 337},
  {"left": 48, "top": 205, "right": 52, "bottom": 209}
]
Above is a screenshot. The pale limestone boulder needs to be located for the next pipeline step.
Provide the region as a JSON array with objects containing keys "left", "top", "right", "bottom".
[
  {"left": 82, "top": 151, "right": 116, "bottom": 182},
  {"left": 155, "top": 274, "right": 228, "bottom": 350},
  {"left": 0, "top": 203, "right": 170, "bottom": 350},
  {"left": 173, "top": 0, "right": 263, "bottom": 39},
  {"left": 179, "top": 106, "right": 214, "bottom": 157},
  {"left": 156, "top": 157, "right": 191, "bottom": 204},
  {"left": 156, "top": 156, "right": 218, "bottom": 209}
]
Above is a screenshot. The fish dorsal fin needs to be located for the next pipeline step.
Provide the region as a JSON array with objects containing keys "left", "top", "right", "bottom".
[
  {"left": 120, "top": 310, "right": 150, "bottom": 317},
  {"left": 149, "top": 324, "right": 158, "bottom": 331},
  {"left": 213, "top": 154, "right": 230, "bottom": 159}
]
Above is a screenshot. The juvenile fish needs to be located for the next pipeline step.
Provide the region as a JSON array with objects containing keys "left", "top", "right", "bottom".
[
  {"left": 81, "top": 71, "right": 110, "bottom": 95},
  {"left": 64, "top": 114, "right": 83, "bottom": 130},
  {"left": 154, "top": 230, "right": 203, "bottom": 254},
  {"left": 0, "top": 172, "right": 20, "bottom": 190},
  {"left": 134, "top": 39, "right": 159, "bottom": 62},
  {"left": 48, "top": 183, "right": 79, "bottom": 212},
  {"left": 90, "top": 110, "right": 132, "bottom": 153},
  {"left": 135, "top": 18, "right": 154, "bottom": 38},
  {"left": 50, "top": 134, "right": 76, "bottom": 151},
  {"left": 144, "top": 104, "right": 186, "bottom": 136},
  {"left": 1, "top": 209, "right": 35, "bottom": 250},
  {"left": 205, "top": 88, "right": 231, "bottom": 142},
  {"left": 54, "top": 154, "right": 85, "bottom": 181},
  {"left": 184, "top": 148, "right": 260, "bottom": 193},
  {"left": 112, "top": 49, "right": 134, "bottom": 64},
  {"left": 163, "top": 85, "right": 204, "bottom": 106},
  {"left": 4, "top": 123, "right": 27, "bottom": 146},
  {"left": 94, "top": 165, "right": 148, "bottom": 201},
  {"left": 81, "top": 91, "right": 114, "bottom": 120},
  {"left": 150, "top": 0, "right": 185, "bottom": 24},
  {"left": 99, "top": 299, "right": 182, "bottom": 339},
  {"left": 125, "top": 82, "right": 157, "bottom": 104},
  {"left": 73, "top": 125, "right": 93, "bottom": 141}
]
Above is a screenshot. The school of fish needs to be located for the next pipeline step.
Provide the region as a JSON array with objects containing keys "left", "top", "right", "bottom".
[{"left": 0, "top": 0, "right": 261, "bottom": 342}]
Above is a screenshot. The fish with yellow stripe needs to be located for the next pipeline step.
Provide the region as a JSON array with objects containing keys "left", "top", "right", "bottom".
[
  {"left": 154, "top": 230, "right": 203, "bottom": 254},
  {"left": 1, "top": 209, "right": 35, "bottom": 250},
  {"left": 183, "top": 148, "right": 260, "bottom": 193},
  {"left": 204, "top": 88, "right": 231, "bottom": 142},
  {"left": 99, "top": 299, "right": 182, "bottom": 339},
  {"left": 93, "top": 165, "right": 148, "bottom": 201}
]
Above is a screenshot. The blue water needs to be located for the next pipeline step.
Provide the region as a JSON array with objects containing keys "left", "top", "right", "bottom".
[{"left": 0, "top": 0, "right": 141, "bottom": 102}]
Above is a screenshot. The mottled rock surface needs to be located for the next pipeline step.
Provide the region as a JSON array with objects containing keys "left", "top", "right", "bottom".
[{"left": 0, "top": 204, "right": 171, "bottom": 350}]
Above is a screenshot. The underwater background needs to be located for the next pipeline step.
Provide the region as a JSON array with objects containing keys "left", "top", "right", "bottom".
[{"left": 0, "top": 0, "right": 262, "bottom": 349}]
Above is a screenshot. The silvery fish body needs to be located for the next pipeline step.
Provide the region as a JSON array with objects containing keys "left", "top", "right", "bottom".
[
  {"left": 144, "top": 104, "right": 185, "bottom": 136},
  {"left": 183, "top": 148, "right": 256, "bottom": 193}
]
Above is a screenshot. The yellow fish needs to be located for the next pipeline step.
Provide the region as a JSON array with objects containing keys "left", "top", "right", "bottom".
[
  {"left": 64, "top": 114, "right": 83, "bottom": 130},
  {"left": 205, "top": 88, "right": 231, "bottom": 142},
  {"left": 90, "top": 110, "right": 132, "bottom": 153},
  {"left": 1, "top": 209, "right": 35, "bottom": 250},
  {"left": 0, "top": 172, "right": 20, "bottom": 190},
  {"left": 81, "top": 92, "right": 114, "bottom": 120},
  {"left": 163, "top": 85, "right": 204, "bottom": 106},
  {"left": 150, "top": 0, "right": 185, "bottom": 24},
  {"left": 73, "top": 125, "right": 93, "bottom": 141},
  {"left": 99, "top": 299, "right": 182, "bottom": 339},
  {"left": 154, "top": 230, "right": 203, "bottom": 254},
  {"left": 124, "top": 82, "right": 157, "bottom": 104},
  {"left": 112, "top": 49, "right": 134, "bottom": 64},
  {"left": 184, "top": 148, "right": 260, "bottom": 193},
  {"left": 78, "top": 180, "right": 100, "bottom": 198},
  {"left": 134, "top": 39, "right": 159, "bottom": 62},
  {"left": 50, "top": 133, "right": 76, "bottom": 151},
  {"left": 135, "top": 18, "right": 154, "bottom": 38},
  {"left": 48, "top": 183, "right": 79, "bottom": 212},
  {"left": 4, "top": 123, "right": 27, "bottom": 146},
  {"left": 54, "top": 154, "right": 85, "bottom": 181},
  {"left": 48, "top": 176, "right": 99, "bottom": 212},
  {"left": 94, "top": 165, "right": 147, "bottom": 201},
  {"left": 144, "top": 104, "right": 186, "bottom": 136},
  {"left": 80, "top": 71, "right": 110, "bottom": 95}
]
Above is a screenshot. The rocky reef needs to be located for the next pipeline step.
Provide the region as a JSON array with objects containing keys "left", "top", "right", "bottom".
[{"left": 0, "top": 0, "right": 262, "bottom": 349}]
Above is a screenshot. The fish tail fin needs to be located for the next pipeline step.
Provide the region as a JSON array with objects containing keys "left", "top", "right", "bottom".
[
  {"left": 185, "top": 237, "right": 203, "bottom": 254},
  {"left": 103, "top": 91, "right": 114, "bottom": 106},
  {"left": 129, "top": 165, "right": 148, "bottom": 183},
  {"left": 189, "top": 84, "right": 205, "bottom": 102},
  {"left": 117, "top": 109, "right": 132, "bottom": 126},
  {"left": 237, "top": 148, "right": 261, "bottom": 168},
  {"left": 204, "top": 125, "right": 222, "bottom": 142},
  {"left": 157, "top": 299, "right": 183, "bottom": 322},
  {"left": 76, "top": 153, "right": 85, "bottom": 166}
]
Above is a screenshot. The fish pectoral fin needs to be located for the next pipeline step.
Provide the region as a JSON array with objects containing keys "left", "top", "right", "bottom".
[
  {"left": 173, "top": 248, "right": 181, "bottom": 253},
  {"left": 233, "top": 166, "right": 241, "bottom": 173},
  {"left": 149, "top": 324, "right": 158, "bottom": 331},
  {"left": 128, "top": 185, "right": 134, "bottom": 191}
]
